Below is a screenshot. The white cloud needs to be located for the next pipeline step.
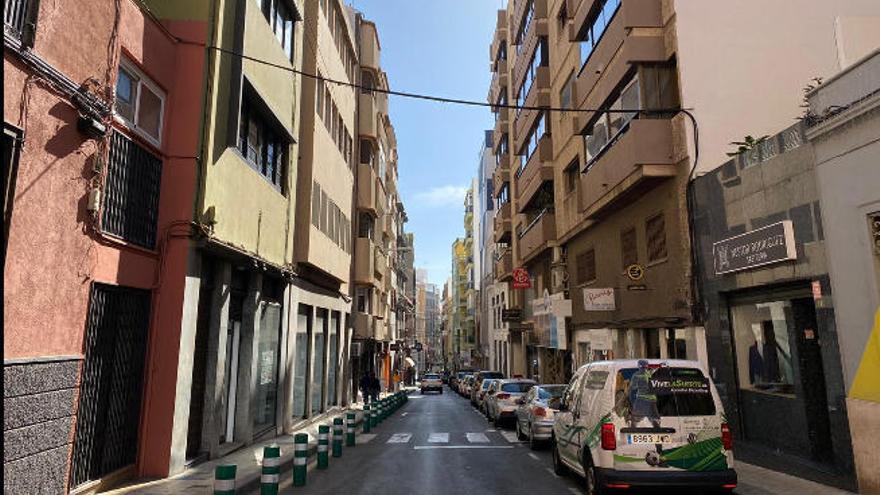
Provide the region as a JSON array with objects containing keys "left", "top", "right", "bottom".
[{"left": 414, "top": 185, "right": 468, "bottom": 207}]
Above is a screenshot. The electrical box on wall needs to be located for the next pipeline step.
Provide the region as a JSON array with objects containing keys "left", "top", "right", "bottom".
[{"left": 86, "top": 189, "right": 101, "bottom": 212}]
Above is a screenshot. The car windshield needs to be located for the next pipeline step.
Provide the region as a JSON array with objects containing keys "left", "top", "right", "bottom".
[
  {"left": 615, "top": 367, "right": 716, "bottom": 418},
  {"left": 501, "top": 382, "right": 534, "bottom": 393},
  {"left": 537, "top": 385, "right": 566, "bottom": 400}
]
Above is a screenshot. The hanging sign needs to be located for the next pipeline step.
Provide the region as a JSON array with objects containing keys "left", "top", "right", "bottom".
[{"left": 512, "top": 268, "right": 531, "bottom": 289}]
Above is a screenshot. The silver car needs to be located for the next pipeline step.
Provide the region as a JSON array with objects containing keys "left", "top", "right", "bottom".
[
  {"left": 474, "top": 378, "right": 497, "bottom": 412},
  {"left": 515, "top": 384, "right": 566, "bottom": 449},
  {"left": 485, "top": 379, "right": 535, "bottom": 426}
]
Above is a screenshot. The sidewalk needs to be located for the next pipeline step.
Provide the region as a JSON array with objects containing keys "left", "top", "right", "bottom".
[
  {"left": 736, "top": 461, "right": 855, "bottom": 495},
  {"left": 103, "top": 395, "right": 391, "bottom": 495}
]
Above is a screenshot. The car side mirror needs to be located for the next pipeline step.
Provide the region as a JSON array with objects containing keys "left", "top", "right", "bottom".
[{"left": 557, "top": 399, "right": 568, "bottom": 412}]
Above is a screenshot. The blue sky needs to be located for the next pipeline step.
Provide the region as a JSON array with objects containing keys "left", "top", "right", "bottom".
[{"left": 351, "top": 0, "right": 501, "bottom": 287}]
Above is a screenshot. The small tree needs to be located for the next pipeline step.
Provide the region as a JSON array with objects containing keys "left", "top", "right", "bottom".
[{"left": 726, "top": 135, "right": 770, "bottom": 157}]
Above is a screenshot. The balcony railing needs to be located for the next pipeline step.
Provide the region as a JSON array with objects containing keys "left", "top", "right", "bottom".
[
  {"left": 4, "top": 0, "right": 30, "bottom": 38},
  {"left": 518, "top": 209, "right": 556, "bottom": 262}
]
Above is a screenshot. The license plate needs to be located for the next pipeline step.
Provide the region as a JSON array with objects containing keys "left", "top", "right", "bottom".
[{"left": 627, "top": 433, "right": 671, "bottom": 444}]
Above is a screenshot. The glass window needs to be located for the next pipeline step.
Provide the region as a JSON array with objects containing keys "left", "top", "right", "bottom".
[
  {"left": 115, "top": 61, "right": 165, "bottom": 146},
  {"left": 731, "top": 301, "right": 796, "bottom": 396},
  {"left": 501, "top": 382, "right": 534, "bottom": 393},
  {"left": 328, "top": 312, "right": 340, "bottom": 406},
  {"left": 293, "top": 305, "right": 310, "bottom": 418},
  {"left": 254, "top": 303, "right": 282, "bottom": 433},
  {"left": 578, "top": 0, "right": 621, "bottom": 69},
  {"left": 614, "top": 367, "right": 715, "bottom": 421},
  {"left": 238, "top": 93, "right": 288, "bottom": 191},
  {"left": 311, "top": 310, "right": 327, "bottom": 416},
  {"left": 537, "top": 385, "right": 566, "bottom": 400},
  {"left": 115, "top": 67, "right": 137, "bottom": 123}
]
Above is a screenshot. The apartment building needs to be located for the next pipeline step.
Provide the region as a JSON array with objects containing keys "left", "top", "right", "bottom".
[
  {"left": 488, "top": 0, "right": 879, "bottom": 485},
  {"left": 3, "top": 0, "right": 208, "bottom": 491},
  {"left": 350, "top": 12, "right": 409, "bottom": 393},
  {"left": 449, "top": 237, "right": 472, "bottom": 370}
]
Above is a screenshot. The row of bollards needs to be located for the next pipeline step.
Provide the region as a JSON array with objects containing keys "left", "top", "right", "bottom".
[{"left": 213, "top": 391, "right": 409, "bottom": 493}]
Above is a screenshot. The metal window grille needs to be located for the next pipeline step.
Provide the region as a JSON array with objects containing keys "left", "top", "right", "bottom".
[
  {"left": 70, "top": 283, "right": 151, "bottom": 488},
  {"left": 4, "top": 0, "right": 30, "bottom": 37},
  {"left": 103, "top": 131, "right": 162, "bottom": 249},
  {"left": 646, "top": 212, "right": 667, "bottom": 262}
]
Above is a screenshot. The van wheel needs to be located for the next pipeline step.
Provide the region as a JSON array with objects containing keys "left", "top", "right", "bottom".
[
  {"left": 551, "top": 438, "right": 567, "bottom": 476},
  {"left": 584, "top": 459, "right": 605, "bottom": 495}
]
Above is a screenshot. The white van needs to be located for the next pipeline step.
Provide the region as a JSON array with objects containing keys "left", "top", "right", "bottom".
[{"left": 551, "top": 359, "right": 737, "bottom": 494}]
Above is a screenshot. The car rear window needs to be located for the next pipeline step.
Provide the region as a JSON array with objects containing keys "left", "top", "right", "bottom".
[
  {"left": 537, "top": 386, "right": 566, "bottom": 400},
  {"left": 501, "top": 382, "right": 534, "bottom": 393},
  {"left": 615, "top": 367, "right": 716, "bottom": 417},
  {"left": 481, "top": 372, "right": 504, "bottom": 379},
  {"left": 424, "top": 374, "right": 440, "bottom": 379},
  {"left": 481, "top": 380, "right": 495, "bottom": 390}
]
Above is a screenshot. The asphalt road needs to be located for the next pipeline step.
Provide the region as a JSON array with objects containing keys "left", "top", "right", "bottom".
[{"left": 273, "top": 386, "right": 584, "bottom": 495}]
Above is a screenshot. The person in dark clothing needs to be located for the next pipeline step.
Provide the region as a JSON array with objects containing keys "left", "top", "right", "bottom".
[
  {"left": 359, "top": 372, "right": 372, "bottom": 404},
  {"left": 369, "top": 372, "right": 380, "bottom": 402}
]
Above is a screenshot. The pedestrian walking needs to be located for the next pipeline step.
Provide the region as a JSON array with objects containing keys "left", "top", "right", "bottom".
[
  {"left": 359, "top": 372, "right": 372, "bottom": 404},
  {"left": 369, "top": 371, "right": 380, "bottom": 402}
]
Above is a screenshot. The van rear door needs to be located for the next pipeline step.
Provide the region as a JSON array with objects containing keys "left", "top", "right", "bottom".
[{"left": 612, "top": 367, "right": 728, "bottom": 472}]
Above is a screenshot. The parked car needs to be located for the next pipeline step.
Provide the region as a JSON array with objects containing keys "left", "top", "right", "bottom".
[
  {"left": 460, "top": 375, "right": 476, "bottom": 397},
  {"left": 470, "top": 370, "right": 505, "bottom": 405},
  {"left": 485, "top": 378, "right": 535, "bottom": 426},
  {"left": 552, "top": 359, "right": 737, "bottom": 495},
  {"left": 474, "top": 378, "right": 498, "bottom": 411},
  {"left": 455, "top": 371, "right": 474, "bottom": 395},
  {"left": 515, "top": 384, "right": 567, "bottom": 449},
  {"left": 420, "top": 373, "right": 443, "bottom": 394}
]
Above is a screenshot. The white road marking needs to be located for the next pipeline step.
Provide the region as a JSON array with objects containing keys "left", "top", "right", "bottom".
[
  {"left": 485, "top": 429, "right": 497, "bottom": 432},
  {"left": 466, "top": 432, "right": 489, "bottom": 443},
  {"left": 568, "top": 488, "right": 581, "bottom": 495},
  {"left": 413, "top": 445, "right": 515, "bottom": 450},
  {"left": 499, "top": 430, "right": 521, "bottom": 443},
  {"left": 528, "top": 452, "right": 540, "bottom": 461},
  {"left": 545, "top": 467, "right": 555, "bottom": 476},
  {"left": 387, "top": 433, "right": 412, "bottom": 444},
  {"left": 401, "top": 412, "right": 408, "bottom": 417},
  {"left": 357, "top": 434, "right": 377, "bottom": 444},
  {"left": 427, "top": 433, "right": 449, "bottom": 443}
]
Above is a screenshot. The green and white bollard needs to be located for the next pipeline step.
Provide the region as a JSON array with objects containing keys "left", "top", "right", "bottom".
[
  {"left": 346, "top": 412, "right": 356, "bottom": 446},
  {"left": 363, "top": 405, "right": 371, "bottom": 433},
  {"left": 261, "top": 446, "right": 280, "bottom": 495},
  {"left": 332, "top": 417, "right": 344, "bottom": 457},
  {"left": 293, "top": 433, "right": 308, "bottom": 487},
  {"left": 214, "top": 464, "right": 236, "bottom": 495},
  {"left": 371, "top": 402, "right": 379, "bottom": 428},
  {"left": 317, "top": 425, "right": 330, "bottom": 469}
]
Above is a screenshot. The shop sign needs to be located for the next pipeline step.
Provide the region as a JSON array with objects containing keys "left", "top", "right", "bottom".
[
  {"left": 713, "top": 220, "right": 797, "bottom": 275},
  {"left": 583, "top": 288, "right": 616, "bottom": 311},
  {"left": 625, "top": 264, "right": 645, "bottom": 281},
  {"left": 589, "top": 329, "right": 613, "bottom": 351},
  {"left": 390, "top": 343, "right": 400, "bottom": 351},
  {"left": 512, "top": 268, "right": 531, "bottom": 289},
  {"left": 501, "top": 308, "right": 523, "bottom": 321}
]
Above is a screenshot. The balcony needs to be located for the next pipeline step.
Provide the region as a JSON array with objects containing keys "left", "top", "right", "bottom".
[
  {"left": 488, "top": 70, "right": 509, "bottom": 107},
  {"left": 375, "top": 248, "right": 388, "bottom": 280},
  {"left": 515, "top": 134, "right": 553, "bottom": 210},
  {"left": 359, "top": 21, "right": 380, "bottom": 71},
  {"left": 578, "top": 118, "right": 676, "bottom": 217},
  {"left": 513, "top": 66, "right": 551, "bottom": 148},
  {"left": 353, "top": 312, "right": 377, "bottom": 340},
  {"left": 518, "top": 210, "right": 556, "bottom": 263},
  {"left": 383, "top": 211, "right": 393, "bottom": 234},
  {"left": 359, "top": 92, "right": 378, "bottom": 140},
  {"left": 495, "top": 249, "right": 514, "bottom": 281},
  {"left": 357, "top": 162, "right": 378, "bottom": 215},
  {"left": 571, "top": 0, "right": 666, "bottom": 128},
  {"left": 511, "top": 0, "right": 548, "bottom": 49},
  {"left": 354, "top": 237, "right": 377, "bottom": 285},
  {"left": 493, "top": 163, "right": 510, "bottom": 197},
  {"left": 493, "top": 107, "right": 510, "bottom": 143},
  {"left": 494, "top": 202, "right": 512, "bottom": 243},
  {"left": 489, "top": 9, "right": 508, "bottom": 63}
]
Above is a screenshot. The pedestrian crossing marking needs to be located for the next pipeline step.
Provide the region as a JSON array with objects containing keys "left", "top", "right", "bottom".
[
  {"left": 465, "top": 432, "right": 489, "bottom": 443},
  {"left": 413, "top": 445, "right": 515, "bottom": 450},
  {"left": 387, "top": 433, "right": 412, "bottom": 444},
  {"left": 427, "top": 433, "right": 449, "bottom": 443},
  {"left": 499, "top": 430, "right": 520, "bottom": 443}
]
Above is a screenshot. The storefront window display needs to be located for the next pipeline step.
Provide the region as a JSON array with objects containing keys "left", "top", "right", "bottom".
[{"left": 731, "top": 300, "right": 796, "bottom": 396}]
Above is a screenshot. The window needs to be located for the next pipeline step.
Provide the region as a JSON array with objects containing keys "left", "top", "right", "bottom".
[
  {"left": 560, "top": 70, "right": 574, "bottom": 111},
  {"left": 496, "top": 134, "right": 509, "bottom": 168},
  {"left": 3, "top": 125, "right": 22, "bottom": 263},
  {"left": 578, "top": 0, "right": 621, "bottom": 69},
  {"left": 620, "top": 227, "right": 638, "bottom": 269},
  {"left": 259, "top": 0, "right": 296, "bottom": 61},
  {"left": 640, "top": 64, "right": 681, "bottom": 111},
  {"left": 614, "top": 367, "right": 716, "bottom": 418},
  {"left": 576, "top": 249, "right": 596, "bottom": 284},
  {"left": 114, "top": 60, "right": 165, "bottom": 146},
  {"left": 584, "top": 75, "right": 639, "bottom": 168},
  {"left": 514, "top": 0, "right": 535, "bottom": 55},
  {"left": 315, "top": 75, "right": 325, "bottom": 119},
  {"left": 238, "top": 93, "right": 288, "bottom": 191},
  {"left": 495, "top": 182, "right": 510, "bottom": 206},
  {"left": 646, "top": 212, "right": 667, "bottom": 262},
  {"left": 564, "top": 160, "right": 578, "bottom": 194},
  {"left": 517, "top": 112, "right": 546, "bottom": 175},
  {"left": 557, "top": 2, "right": 568, "bottom": 37},
  {"left": 515, "top": 37, "right": 548, "bottom": 113},
  {"left": 103, "top": 131, "right": 162, "bottom": 249},
  {"left": 4, "top": 0, "right": 35, "bottom": 41}
]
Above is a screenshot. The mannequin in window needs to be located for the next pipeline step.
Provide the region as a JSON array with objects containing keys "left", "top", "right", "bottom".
[{"left": 748, "top": 323, "right": 764, "bottom": 385}]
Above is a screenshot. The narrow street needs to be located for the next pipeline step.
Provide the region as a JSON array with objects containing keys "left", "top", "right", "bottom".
[{"left": 271, "top": 388, "right": 582, "bottom": 495}]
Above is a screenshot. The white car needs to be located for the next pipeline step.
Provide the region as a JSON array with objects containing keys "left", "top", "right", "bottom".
[
  {"left": 551, "top": 359, "right": 737, "bottom": 495},
  {"left": 485, "top": 379, "right": 535, "bottom": 426},
  {"left": 420, "top": 373, "right": 443, "bottom": 394},
  {"left": 515, "top": 384, "right": 567, "bottom": 449}
]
